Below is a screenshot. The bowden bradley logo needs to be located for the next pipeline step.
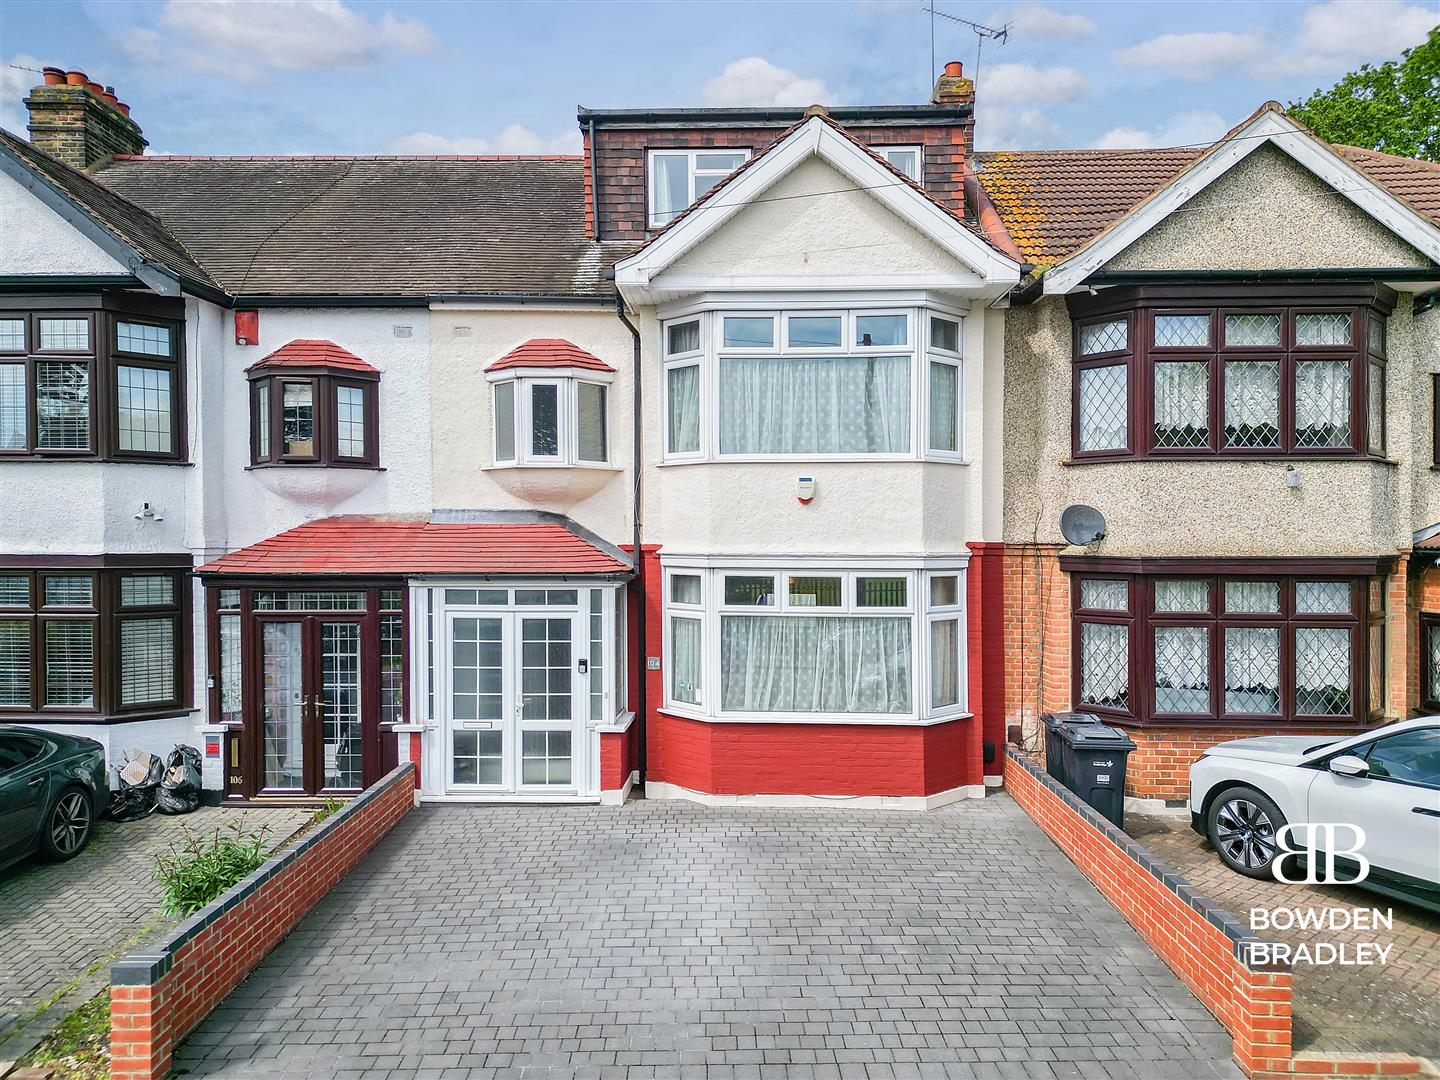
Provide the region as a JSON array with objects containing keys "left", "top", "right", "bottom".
[{"left": 1271, "top": 822, "right": 1370, "bottom": 886}]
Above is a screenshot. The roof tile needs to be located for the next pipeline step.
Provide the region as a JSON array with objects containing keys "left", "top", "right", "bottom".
[
  {"left": 246, "top": 339, "right": 379, "bottom": 374},
  {"left": 486, "top": 338, "right": 615, "bottom": 373}
]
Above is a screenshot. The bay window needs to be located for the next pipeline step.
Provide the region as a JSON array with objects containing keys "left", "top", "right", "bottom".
[
  {"left": 660, "top": 306, "right": 963, "bottom": 462},
  {"left": 662, "top": 561, "right": 966, "bottom": 722},
  {"left": 648, "top": 149, "right": 749, "bottom": 227},
  {"left": 490, "top": 372, "right": 611, "bottom": 467},
  {"left": 1068, "top": 560, "right": 1386, "bottom": 726},
  {"left": 1068, "top": 285, "right": 1392, "bottom": 461},
  {"left": 249, "top": 367, "right": 379, "bottom": 467}
]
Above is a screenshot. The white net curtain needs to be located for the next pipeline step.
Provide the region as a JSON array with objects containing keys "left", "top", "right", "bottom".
[
  {"left": 720, "top": 614, "right": 912, "bottom": 713},
  {"left": 719, "top": 356, "right": 910, "bottom": 454}
]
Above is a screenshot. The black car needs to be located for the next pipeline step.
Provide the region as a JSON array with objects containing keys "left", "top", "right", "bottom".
[{"left": 0, "top": 726, "right": 108, "bottom": 871}]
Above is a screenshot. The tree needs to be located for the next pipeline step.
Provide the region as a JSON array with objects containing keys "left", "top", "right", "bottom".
[{"left": 1288, "top": 27, "right": 1440, "bottom": 161}]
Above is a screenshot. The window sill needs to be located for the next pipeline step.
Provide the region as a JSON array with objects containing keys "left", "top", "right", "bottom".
[
  {"left": 0, "top": 705, "right": 198, "bottom": 726},
  {"left": 592, "top": 709, "right": 637, "bottom": 734},
  {"left": 657, "top": 706, "right": 972, "bottom": 728},
  {"left": 1083, "top": 713, "right": 1366, "bottom": 731},
  {"left": 1063, "top": 455, "right": 1398, "bottom": 467},
  {"left": 484, "top": 463, "right": 621, "bottom": 472},
  {"left": 246, "top": 462, "right": 385, "bottom": 472},
  {"left": 0, "top": 456, "right": 192, "bottom": 467},
  {"left": 656, "top": 456, "right": 972, "bottom": 467}
]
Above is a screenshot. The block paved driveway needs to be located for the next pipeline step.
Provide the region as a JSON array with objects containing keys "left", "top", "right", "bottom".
[{"left": 178, "top": 796, "right": 1242, "bottom": 1080}]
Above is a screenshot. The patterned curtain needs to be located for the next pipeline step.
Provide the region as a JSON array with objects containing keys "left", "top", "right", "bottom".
[{"left": 719, "top": 356, "right": 910, "bottom": 454}]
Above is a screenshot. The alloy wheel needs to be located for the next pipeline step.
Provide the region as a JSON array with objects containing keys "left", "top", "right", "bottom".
[
  {"left": 1215, "top": 797, "right": 1276, "bottom": 870},
  {"left": 51, "top": 791, "right": 91, "bottom": 855}
]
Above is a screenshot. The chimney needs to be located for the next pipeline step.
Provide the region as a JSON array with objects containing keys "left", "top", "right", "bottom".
[
  {"left": 24, "top": 67, "right": 146, "bottom": 170},
  {"left": 932, "top": 60, "right": 974, "bottom": 107}
]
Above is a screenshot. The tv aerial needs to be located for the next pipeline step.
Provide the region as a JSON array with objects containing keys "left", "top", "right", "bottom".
[{"left": 922, "top": 6, "right": 1012, "bottom": 87}]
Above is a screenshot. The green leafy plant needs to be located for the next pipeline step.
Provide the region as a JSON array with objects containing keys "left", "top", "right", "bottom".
[
  {"left": 153, "top": 819, "right": 271, "bottom": 917},
  {"left": 311, "top": 796, "right": 345, "bottom": 825}
]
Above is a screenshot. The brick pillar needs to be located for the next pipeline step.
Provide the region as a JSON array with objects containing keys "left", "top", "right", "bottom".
[
  {"left": 1387, "top": 554, "right": 1409, "bottom": 719},
  {"left": 1001, "top": 544, "right": 1070, "bottom": 753},
  {"left": 967, "top": 542, "right": 1006, "bottom": 777}
]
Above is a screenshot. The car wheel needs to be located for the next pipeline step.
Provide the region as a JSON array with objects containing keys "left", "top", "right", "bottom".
[
  {"left": 1207, "top": 786, "right": 1288, "bottom": 880},
  {"left": 40, "top": 786, "right": 94, "bottom": 862}
]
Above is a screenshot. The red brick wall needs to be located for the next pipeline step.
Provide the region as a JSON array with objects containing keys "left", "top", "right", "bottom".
[
  {"left": 967, "top": 541, "right": 1007, "bottom": 776},
  {"left": 110, "top": 764, "right": 416, "bottom": 1080},
  {"left": 599, "top": 725, "right": 637, "bottom": 791},
  {"left": 1123, "top": 726, "right": 1360, "bottom": 802},
  {"left": 1001, "top": 544, "right": 1071, "bottom": 743}
]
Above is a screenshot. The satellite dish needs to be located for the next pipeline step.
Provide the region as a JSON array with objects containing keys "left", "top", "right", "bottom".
[{"left": 1060, "top": 504, "right": 1107, "bottom": 546}]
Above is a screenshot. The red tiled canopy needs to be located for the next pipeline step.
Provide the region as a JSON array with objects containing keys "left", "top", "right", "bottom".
[
  {"left": 246, "top": 339, "right": 379, "bottom": 374},
  {"left": 485, "top": 338, "right": 615, "bottom": 374},
  {"left": 197, "top": 517, "right": 631, "bottom": 577}
]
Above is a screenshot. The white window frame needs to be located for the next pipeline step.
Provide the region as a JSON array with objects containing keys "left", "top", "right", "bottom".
[
  {"left": 660, "top": 302, "right": 965, "bottom": 464},
  {"left": 661, "top": 556, "right": 969, "bottom": 726},
  {"left": 873, "top": 145, "right": 923, "bottom": 181},
  {"left": 648, "top": 148, "right": 751, "bottom": 228},
  {"left": 487, "top": 367, "right": 614, "bottom": 468}
]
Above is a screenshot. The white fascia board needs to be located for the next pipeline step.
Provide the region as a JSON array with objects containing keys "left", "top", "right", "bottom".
[
  {"left": 1043, "top": 110, "right": 1440, "bottom": 295},
  {"left": 484, "top": 366, "right": 616, "bottom": 383},
  {"left": 615, "top": 117, "right": 1021, "bottom": 291}
]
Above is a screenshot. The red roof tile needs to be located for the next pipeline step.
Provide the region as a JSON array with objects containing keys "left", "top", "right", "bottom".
[
  {"left": 197, "top": 517, "right": 631, "bottom": 576},
  {"left": 246, "top": 339, "right": 379, "bottom": 374},
  {"left": 485, "top": 338, "right": 615, "bottom": 373}
]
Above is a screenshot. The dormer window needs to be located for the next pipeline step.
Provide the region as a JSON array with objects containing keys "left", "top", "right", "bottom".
[
  {"left": 487, "top": 339, "right": 614, "bottom": 467},
  {"left": 648, "top": 149, "right": 749, "bottom": 227},
  {"left": 873, "top": 145, "right": 922, "bottom": 181},
  {"left": 247, "top": 339, "right": 380, "bottom": 468}
]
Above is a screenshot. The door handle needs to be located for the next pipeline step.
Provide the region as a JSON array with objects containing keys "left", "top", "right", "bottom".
[
  {"left": 27, "top": 776, "right": 45, "bottom": 787},
  {"left": 1414, "top": 806, "right": 1440, "bottom": 818}
]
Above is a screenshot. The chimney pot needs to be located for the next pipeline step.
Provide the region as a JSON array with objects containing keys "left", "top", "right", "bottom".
[
  {"left": 27, "top": 66, "right": 147, "bottom": 168},
  {"left": 84, "top": 79, "right": 102, "bottom": 97},
  {"left": 64, "top": 69, "right": 87, "bottom": 86},
  {"left": 944, "top": 60, "right": 963, "bottom": 78},
  {"left": 42, "top": 67, "right": 65, "bottom": 86},
  {"left": 100, "top": 86, "right": 118, "bottom": 106},
  {"left": 115, "top": 101, "right": 130, "bottom": 117}
]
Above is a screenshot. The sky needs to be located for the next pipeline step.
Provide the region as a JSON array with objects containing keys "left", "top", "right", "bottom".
[{"left": 0, "top": 0, "right": 1435, "bottom": 157}]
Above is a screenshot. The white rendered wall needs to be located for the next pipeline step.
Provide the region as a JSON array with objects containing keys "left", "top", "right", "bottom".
[{"left": 0, "top": 170, "right": 128, "bottom": 276}]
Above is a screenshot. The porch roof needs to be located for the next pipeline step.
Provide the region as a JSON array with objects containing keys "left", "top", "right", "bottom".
[{"left": 196, "top": 515, "right": 632, "bottom": 577}]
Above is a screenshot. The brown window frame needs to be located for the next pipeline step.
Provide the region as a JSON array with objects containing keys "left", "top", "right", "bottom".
[
  {"left": 0, "top": 556, "right": 193, "bottom": 722},
  {"left": 248, "top": 366, "right": 380, "bottom": 468},
  {"left": 1419, "top": 614, "right": 1440, "bottom": 714},
  {"left": 0, "top": 296, "right": 186, "bottom": 462},
  {"left": 1067, "top": 284, "right": 1394, "bottom": 464}
]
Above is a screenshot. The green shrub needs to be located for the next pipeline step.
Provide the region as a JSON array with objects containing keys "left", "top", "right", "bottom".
[
  {"left": 153, "top": 819, "right": 271, "bottom": 917},
  {"left": 311, "top": 796, "right": 345, "bottom": 825}
]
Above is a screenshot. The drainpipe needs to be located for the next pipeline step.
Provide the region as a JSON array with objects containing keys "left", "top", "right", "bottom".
[
  {"left": 588, "top": 117, "right": 602, "bottom": 239},
  {"left": 962, "top": 160, "right": 1024, "bottom": 263},
  {"left": 615, "top": 292, "right": 646, "bottom": 784}
]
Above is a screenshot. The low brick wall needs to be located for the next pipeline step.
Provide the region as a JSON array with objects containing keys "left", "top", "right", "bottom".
[
  {"left": 110, "top": 764, "right": 416, "bottom": 1080},
  {"left": 1004, "top": 750, "right": 1425, "bottom": 1079}
]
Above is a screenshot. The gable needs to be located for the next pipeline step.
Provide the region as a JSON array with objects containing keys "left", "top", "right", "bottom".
[
  {"left": 658, "top": 156, "right": 976, "bottom": 281},
  {"left": 0, "top": 168, "right": 128, "bottom": 276},
  {"left": 1106, "top": 144, "right": 1432, "bottom": 273}
]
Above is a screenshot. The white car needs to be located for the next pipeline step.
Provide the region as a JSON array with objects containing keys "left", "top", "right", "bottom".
[{"left": 1189, "top": 717, "right": 1440, "bottom": 910}]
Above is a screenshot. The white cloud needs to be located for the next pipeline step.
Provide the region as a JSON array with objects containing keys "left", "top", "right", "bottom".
[
  {"left": 979, "top": 63, "right": 1088, "bottom": 106},
  {"left": 120, "top": 0, "right": 436, "bottom": 83},
  {"left": 1295, "top": 0, "right": 1436, "bottom": 60},
  {"left": 388, "top": 125, "right": 582, "bottom": 156},
  {"left": 703, "top": 58, "right": 831, "bottom": 108},
  {"left": 1008, "top": 3, "right": 1097, "bottom": 38},
  {"left": 1, "top": 54, "right": 45, "bottom": 134},
  {"left": 1092, "top": 109, "right": 1229, "bottom": 150},
  {"left": 1112, "top": 32, "right": 1268, "bottom": 81},
  {"left": 974, "top": 108, "right": 1065, "bottom": 151}
]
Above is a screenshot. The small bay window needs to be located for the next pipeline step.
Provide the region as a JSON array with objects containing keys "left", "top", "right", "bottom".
[
  {"left": 490, "top": 373, "right": 611, "bottom": 467},
  {"left": 246, "top": 341, "right": 381, "bottom": 468}
]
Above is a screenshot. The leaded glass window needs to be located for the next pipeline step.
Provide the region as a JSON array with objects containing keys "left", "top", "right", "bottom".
[
  {"left": 1154, "top": 579, "right": 1209, "bottom": 613},
  {"left": 116, "top": 322, "right": 171, "bottom": 357},
  {"left": 1154, "top": 314, "right": 1209, "bottom": 348},
  {"left": 1079, "top": 622, "right": 1129, "bottom": 709},
  {"left": 1367, "top": 361, "right": 1384, "bottom": 454},
  {"left": 1295, "top": 627, "right": 1351, "bottom": 715},
  {"left": 1223, "top": 360, "right": 1280, "bottom": 448},
  {"left": 1294, "top": 360, "right": 1352, "bottom": 448},
  {"left": 1428, "top": 624, "right": 1440, "bottom": 705},
  {"left": 1079, "top": 320, "right": 1127, "bottom": 355},
  {"left": 38, "top": 319, "right": 88, "bottom": 351},
  {"left": 1295, "top": 581, "right": 1351, "bottom": 614},
  {"left": 1080, "top": 579, "right": 1128, "bottom": 611},
  {"left": 1225, "top": 581, "right": 1280, "bottom": 613},
  {"left": 1225, "top": 626, "right": 1280, "bottom": 714},
  {"left": 0, "top": 319, "right": 23, "bottom": 352},
  {"left": 1078, "top": 364, "right": 1127, "bottom": 452},
  {"left": 1224, "top": 313, "right": 1281, "bottom": 347},
  {"left": 1155, "top": 625, "right": 1209, "bottom": 713},
  {"left": 1295, "top": 312, "right": 1351, "bottom": 346},
  {"left": 1153, "top": 362, "right": 1209, "bottom": 448},
  {"left": 116, "top": 365, "right": 173, "bottom": 453}
]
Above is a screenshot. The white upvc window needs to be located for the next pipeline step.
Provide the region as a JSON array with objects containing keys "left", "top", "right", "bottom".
[
  {"left": 659, "top": 304, "right": 965, "bottom": 463},
  {"left": 874, "top": 145, "right": 922, "bottom": 181},
  {"left": 490, "top": 369, "right": 611, "bottom": 467},
  {"left": 648, "top": 149, "right": 750, "bottom": 227},
  {"left": 661, "top": 559, "right": 968, "bottom": 725}
]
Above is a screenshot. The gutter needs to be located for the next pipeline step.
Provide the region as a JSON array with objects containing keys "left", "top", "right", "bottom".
[
  {"left": 1084, "top": 268, "right": 1440, "bottom": 285},
  {"left": 614, "top": 293, "right": 647, "bottom": 786},
  {"left": 230, "top": 293, "right": 614, "bottom": 309},
  {"left": 577, "top": 104, "right": 972, "bottom": 128}
]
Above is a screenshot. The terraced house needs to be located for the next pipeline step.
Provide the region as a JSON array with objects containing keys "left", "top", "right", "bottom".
[{"left": 2, "top": 65, "right": 1439, "bottom": 810}]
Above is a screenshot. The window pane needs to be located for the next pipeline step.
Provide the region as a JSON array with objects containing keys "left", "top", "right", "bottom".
[
  {"left": 0, "top": 363, "right": 25, "bottom": 449},
  {"left": 652, "top": 154, "right": 690, "bottom": 224},
  {"left": 381, "top": 613, "right": 404, "bottom": 725},
  {"left": 120, "top": 574, "right": 173, "bottom": 607},
  {"left": 44, "top": 621, "right": 93, "bottom": 707},
  {"left": 855, "top": 315, "right": 906, "bottom": 347},
  {"left": 1079, "top": 622, "right": 1128, "bottom": 709},
  {"left": 589, "top": 591, "right": 606, "bottom": 724},
  {"left": 722, "top": 317, "right": 774, "bottom": 349},
  {"left": 255, "top": 382, "right": 270, "bottom": 459},
  {"left": 931, "top": 618, "right": 959, "bottom": 708},
  {"left": 0, "top": 319, "right": 23, "bottom": 351},
  {"left": 1295, "top": 627, "right": 1351, "bottom": 715},
  {"left": 116, "top": 321, "right": 171, "bottom": 357},
  {"left": 0, "top": 574, "right": 28, "bottom": 606},
  {"left": 1154, "top": 625, "right": 1208, "bottom": 713},
  {"left": 930, "top": 316, "right": 959, "bottom": 353},
  {"left": 219, "top": 612, "right": 242, "bottom": 725},
  {"left": 1368, "top": 316, "right": 1385, "bottom": 356},
  {"left": 336, "top": 384, "right": 366, "bottom": 458},
  {"left": 928, "top": 361, "right": 958, "bottom": 452},
  {"left": 1154, "top": 314, "right": 1209, "bottom": 348},
  {"left": 1296, "top": 581, "right": 1351, "bottom": 614},
  {"left": 719, "top": 355, "right": 910, "bottom": 454},
  {"left": 120, "top": 617, "right": 175, "bottom": 706},
  {"left": 886, "top": 148, "right": 920, "bottom": 179},
  {"left": 929, "top": 575, "right": 959, "bottom": 607},
  {"left": 218, "top": 589, "right": 241, "bottom": 609},
  {"left": 577, "top": 383, "right": 607, "bottom": 462},
  {"left": 724, "top": 575, "right": 774, "bottom": 606},
  {"left": 1224, "top": 626, "right": 1280, "bottom": 714},
  {"left": 444, "top": 588, "right": 508, "bottom": 605},
  {"left": 1225, "top": 580, "right": 1280, "bottom": 613},
  {"left": 494, "top": 381, "right": 515, "bottom": 460},
  {"left": 1366, "top": 729, "right": 1440, "bottom": 786},
  {"left": 1153, "top": 361, "right": 1208, "bottom": 448},
  {"left": 1296, "top": 312, "right": 1351, "bottom": 346},
  {"left": 1224, "top": 313, "right": 1280, "bottom": 347},
  {"left": 282, "top": 382, "right": 314, "bottom": 455},
  {"left": 44, "top": 576, "right": 92, "bottom": 607},
  {"left": 36, "top": 361, "right": 89, "bottom": 449},
  {"left": 0, "top": 620, "right": 31, "bottom": 706},
  {"left": 254, "top": 591, "right": 364, "bottom": 610},
  {"left": 1079, "top": 579, "right": 1127, "bottom": 611},
  {"left": 530, "top": 383, "right": 559, "bottom": 457},
  {"left": 1223, "top": 360, "right": 1280, "bottom": 448},
  {"left": 1295, "top": 360, "right": 1351, "bottom": 448},
  {"left": 694, "top": 151, "right": 746, "bottom": 173},
  {"left": 666, "top": 364, "right": 700, "bottom": 454},
  {"left": 39, "top": 318, "right": 88, "bottom": 350},
  {"left": 788, "top": 316, "right": 842, "bottom": 348},
  {"left": 116, "top": 365, "right": 173, "bottom": 453},
  {"left": 857, "top": 577, "right": 907, "bottom": 607},
  {"left": 671, "top": 616, "right": 701, "bottom": 705},
  {"left": 721, "top": 615, "right": 911, "bottom": 713},
  {"left": 666, "top": 320, "right": 700, "bottom": 355},
  {"left": 670, "top": 574, "right": 701, "bottom": 606},
  {"left": 450, "top": 617, "right": 503, "bottom": 726},
  {"left": 1154, "top": 579, "right": 1208, "bottom": 613},
  {"left": 1077, "top": 364, "right": 1127, "bottom": 452},
  {"left": 1368, "top": 361, "right": 1384, "bottom": 454},
  {"left": 1079, "top": 319, "right": 1126, "bottom": 355},
  {"left": 1429, "top": 625, "right": 1440, "bottom": 704},
  {"left": 787, "top": 576, "right": 841, "bottom": 607},
  {"left": 521, "top": 729, "right": 573, "bottom": 786}
]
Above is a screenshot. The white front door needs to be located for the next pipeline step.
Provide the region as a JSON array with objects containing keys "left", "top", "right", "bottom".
[{"left": 443, "top": 610, "right": 582, "bottom": 795}]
